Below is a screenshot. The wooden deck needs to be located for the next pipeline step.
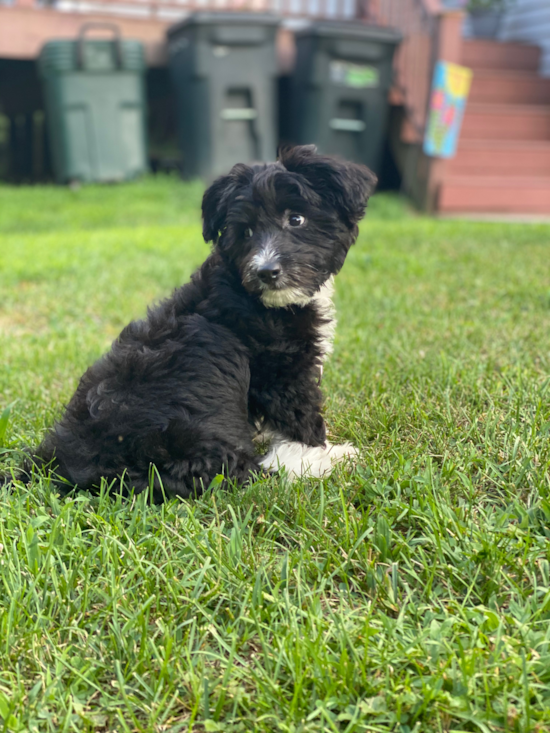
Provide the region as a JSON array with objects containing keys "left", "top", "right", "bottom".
[
  {"left": 0, "top": 5, "right": 170, "bottom": 64},
  {"left": 0, "top": 0, "right": 359, "bottom": 66}
]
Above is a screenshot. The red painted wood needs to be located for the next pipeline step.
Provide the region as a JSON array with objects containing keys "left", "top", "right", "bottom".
[
  {"left": 0, "top": 6, "right": 169, "bottom": 65},
  {"left": 446, "top": 140, "right": 550, "bottom": 176},
  {"left": 438, "top": 175, "right": 550, "bottom": 214},
  {"left": 462, "top": 39, "right": 541, "bottom": 72},
  {"left": 461, "top": 105, "right": 550, "bottom": 141},
  {"left": 469, "top": 70, "right": 550, "bottom": 105},
  {"left": 433, "top": 38, "right": 550, "bottom": 213}
]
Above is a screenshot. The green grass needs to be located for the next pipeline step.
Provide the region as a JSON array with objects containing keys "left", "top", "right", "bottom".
[{"left": 1, "top": 176, "right": 550, "bottom": 732}]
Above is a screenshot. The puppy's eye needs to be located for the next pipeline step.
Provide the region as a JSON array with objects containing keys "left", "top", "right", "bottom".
[
  {"left": 244, "top": 227, "right": 253, "bottom": 239},
  {"left": 288, "top": 214, "right": 305, "bottom": 228}
]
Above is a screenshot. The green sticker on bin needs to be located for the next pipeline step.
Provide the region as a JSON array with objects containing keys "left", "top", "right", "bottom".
[{"left": 330, "top": 60, "right": 379, "bottom": 88}]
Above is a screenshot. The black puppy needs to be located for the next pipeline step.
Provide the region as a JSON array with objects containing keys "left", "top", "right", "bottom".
[{"left": 11, "top": 145, "right": 376, "bottom": 498}]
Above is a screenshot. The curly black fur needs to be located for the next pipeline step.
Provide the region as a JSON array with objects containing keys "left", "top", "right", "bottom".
[{"left": 5, "top": 145, "right": 376, "bottom": 499}]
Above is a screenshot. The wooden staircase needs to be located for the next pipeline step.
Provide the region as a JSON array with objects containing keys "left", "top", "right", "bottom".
[{"left": 437, "top": 39, "right": 550, "bottom": 215}]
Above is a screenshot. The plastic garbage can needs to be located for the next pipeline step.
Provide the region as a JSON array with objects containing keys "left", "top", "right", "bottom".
[
  {"left": 39, "top": 23, "right": 147, "bottom": 183},
  {"left": 167, "top": 12, "right": 279, "bottom": 178},
  {"left": 291, "top": 22, "right": 401, "bottom": 172}
]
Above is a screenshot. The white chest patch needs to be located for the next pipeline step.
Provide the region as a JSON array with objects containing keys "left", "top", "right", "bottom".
[
  {"left": 260, "top": 277, "right": 336, "bottom": 355},
  {"left": 311, "top": 275, "right": 336, "bottom": 363},
  {"left": 254, "top": 276, "right": 357, "bottom": 480}
]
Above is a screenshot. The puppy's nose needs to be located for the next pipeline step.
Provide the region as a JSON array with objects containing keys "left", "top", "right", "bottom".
[{"left": 257, "top": 263, "right": 282, "bottom": 283}]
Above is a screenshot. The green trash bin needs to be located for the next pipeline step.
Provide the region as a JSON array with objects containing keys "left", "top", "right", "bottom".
[
  {"left": 38, "top": 23, "right": 147, "bottom": 184},
  {"left": 167, "top": 13, "right": 279, "bottom": 179},
  {"left": 292, "top": 22, "right": 401, "bottom": 173}
]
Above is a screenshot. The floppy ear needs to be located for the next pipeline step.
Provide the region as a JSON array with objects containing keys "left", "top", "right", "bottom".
[
  {"left": 278, "top": 145, "right": 377, "bottom": 230},
  {"left": 202, "top": 163, "right": 253, "bottom": 244},
  {"left": 202, "top": 175, "right": 231, "bottom": 244}
]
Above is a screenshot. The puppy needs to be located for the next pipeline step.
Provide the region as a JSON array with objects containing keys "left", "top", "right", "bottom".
[{"left": 10, "top": 145, "right": 376, "bottom": 498}]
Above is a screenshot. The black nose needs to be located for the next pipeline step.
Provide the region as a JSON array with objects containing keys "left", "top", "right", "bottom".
[{"left": 257, "top": 263, "right": 282, "bottom": 284}]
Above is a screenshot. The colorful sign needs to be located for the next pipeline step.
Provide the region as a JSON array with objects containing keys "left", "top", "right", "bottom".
[{"left": 423, "top": 61, "right": 472, "bottom": 159}]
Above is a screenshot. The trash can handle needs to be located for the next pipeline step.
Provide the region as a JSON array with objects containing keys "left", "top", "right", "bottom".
[{"left": 77, "top": 23, "right": 123, "bottom": 69}]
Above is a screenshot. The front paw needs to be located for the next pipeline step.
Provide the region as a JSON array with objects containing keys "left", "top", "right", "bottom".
[
  {"left": 325, "top": 442, "right": 358, "bottom": 465},
  {"left": 260, "top": 440, "right": 358, "bottom": 479}
]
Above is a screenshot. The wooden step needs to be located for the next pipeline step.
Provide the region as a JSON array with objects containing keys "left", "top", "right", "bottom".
[
  {"left": 438, "top": 175, "right": 550, "bottom": 214},
  {"left": 446, "top": 140, "right": 550, "bottom": 176},
  {"left": 462, "top": 39, "right": 541, "bottom": 72},
  {"left": 461, "top": 104, "right": 550, "bottom": 141},
  {"left": 469, "top": 70, "right": 550, "bottom": 105}
]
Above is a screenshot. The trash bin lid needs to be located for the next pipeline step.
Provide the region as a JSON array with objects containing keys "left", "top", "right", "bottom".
[
  {"left": 168, "top": 11, "right": 280, "bottom": 40},
  {"left": 39, "top": 38, "right": 144, "bottom": 74},
  {"left": 296, "top": 20, "right": 401, "bottom": 45}
]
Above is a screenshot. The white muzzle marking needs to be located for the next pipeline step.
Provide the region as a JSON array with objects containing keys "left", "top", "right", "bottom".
[{"left": 260, "top": 288, "right": 314, "bottom": 308}]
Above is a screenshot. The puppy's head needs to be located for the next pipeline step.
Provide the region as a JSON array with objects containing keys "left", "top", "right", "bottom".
[{"left": 202, "top": 145, "right": 377, "bottom": 308}]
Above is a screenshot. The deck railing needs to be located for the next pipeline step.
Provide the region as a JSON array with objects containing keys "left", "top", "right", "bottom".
[{"left": 25, "top": 0, "right": 359, "bottom": 20}]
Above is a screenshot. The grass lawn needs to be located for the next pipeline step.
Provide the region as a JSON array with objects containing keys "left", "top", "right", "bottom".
[{"left": 1, "top": 177, "right": 550, "bottom": 732}]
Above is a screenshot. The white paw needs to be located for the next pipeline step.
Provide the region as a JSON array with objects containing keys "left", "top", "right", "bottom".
[
  {"left": 259, "top": 440, "right": 358, "bottom": 479},
  {"left": 324, "top": 442, "right": 359, "bottom": 465}
]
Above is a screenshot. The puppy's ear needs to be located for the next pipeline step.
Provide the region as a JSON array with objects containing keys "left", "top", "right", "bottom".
[
  {"left": 202, "top": 175, "right": 231, "bottom": 244},
  {"left": 278, "top": 145, "right": 377, "bottom": 230},
  {"left": 202, "top": 163, "right": 253, "bottom": 245}
]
